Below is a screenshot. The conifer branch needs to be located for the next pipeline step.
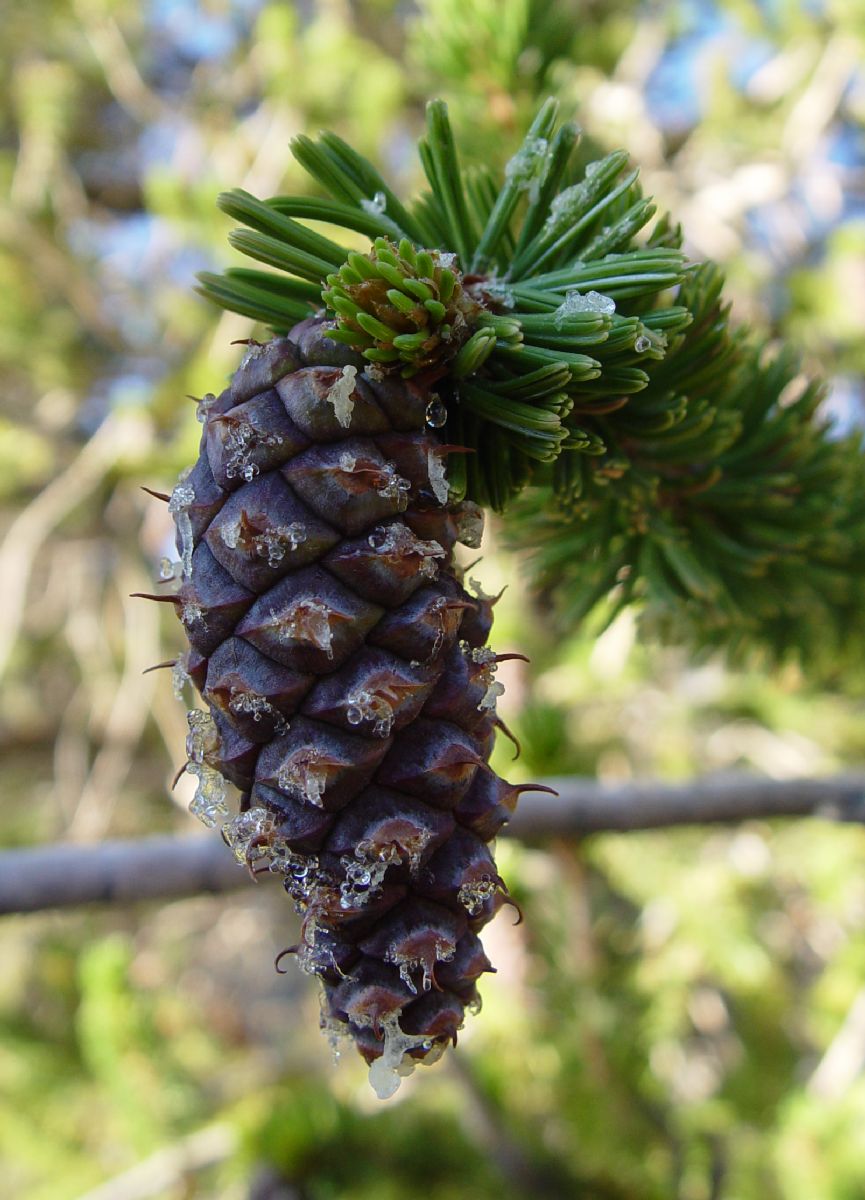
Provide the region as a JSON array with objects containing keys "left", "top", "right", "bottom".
[
  {"left": 197, "top": 98, "right": 691, "bottom": 509},
  {"left": 4, "top": 776, "right": 865, "bottom": 914},
  {"left": 195, "top": 97, "right": 864, "bottom": 665}
]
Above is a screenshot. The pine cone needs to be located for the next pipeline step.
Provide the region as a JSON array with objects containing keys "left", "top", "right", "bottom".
[
  {"left": 168, "top": 315, "right": 529, "bottom": 1096},
  {"left": 160, "top": 96, "right": 701, "bottom": 1094}
]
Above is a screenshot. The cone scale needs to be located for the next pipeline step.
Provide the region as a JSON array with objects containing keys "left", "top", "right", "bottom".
[{"left": 168, "top": 312, "right": 530, "bottom": 1096}]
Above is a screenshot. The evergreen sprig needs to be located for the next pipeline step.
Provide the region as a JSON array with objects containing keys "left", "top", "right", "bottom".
[
  {"left": 509, "top": 268, "right": 865, "bottom": 667},
  {"left": 198, "top": 98, "right": 864, "bottom": 664},
  {"left": 198, "top": 98, "right": 692, "bottom": 508},
  {"left": 321, "top": 236, "right": 482, "bottom": 374}
]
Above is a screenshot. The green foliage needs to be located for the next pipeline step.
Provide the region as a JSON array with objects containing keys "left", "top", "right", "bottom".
[
  {"left": 407, "top": 0, "right": 634, "bottom": 141},
  {"left": 199, "top": 98, "right": 689, "bottom": 508},
  {"left": 237, "top": 1081, "right": 526, "bottom": 1200},
  {"left": 0, "top": 925, "right": 238, "bottom": 1200},
  {"left": 512, "top": 305, "right": 865, "bottom": 668},
  {"left": 200, "top": 91, "right": 865, "bottom": 667},
  {"left": 322, "top": 236, "right": 481, "bottom": 374}
]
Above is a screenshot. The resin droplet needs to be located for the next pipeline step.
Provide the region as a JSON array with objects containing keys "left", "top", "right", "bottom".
[
  {"left": 186, "top": 708, "right": 219, "bottom": 763},
  {"left": 375, "top": 464, "right": 411, "bottom": 506},
  {"left": 468, "top": 576, "right": 496, "bottom": 603},
  {"left": 229, "top": 689, "right": 289, "bottom": 731},
  {"left": 356, "top": 833, "right": 430, "bottom": 877},
  {"left": 339, "top": 853, "right": 391, "bottom": 909},
  {"left": 278, "top": 851, "right": 319, "bottom": 906},
  {"left": 171, "top": 655, "right": 191, "bottom": 700},
  {"left": 386, "top": 940, "right": 455, "bottom": 995},
  {"left": 271, "top": 600, "right": 335, "bottom": 658},
  {"left": 186, "top": 762, "right": 229, "bottom": 828},
  {"left": 458, "top": 875, "right": 498, "bottom": 916},
  {"left": 221, "top": 514, "right": 307, "bottom": 565},
  {"left": 257, "top": 535, "right": 285, "bottom": 571},
  {"left": 222, "top": 806, "right": 274, "bottom": 865},
  {"left": 281, "top": 846, "right": 314, "bottom": 887},
  {"left": 345, "top": 688, "right": 395, "bottom": 737},
  {"left": 278, "top": 750, "right": 329, "bottom": 807},
  {"left": 282, "top": 523, "right": 308, "bottom": 551},
  {"left": 483, "top": 275, "right": 515, "bottom": 309},
  {"left": 368, "top": 1012, "right": 438, "bottom": 1100},
  {"left": 468, "top": 645, "right": 505, "bottom": 712},
  {"left": 360, "top": 191, "right": 387, "bottom": 216},
  {"left": 219, "top": 516, "right": 242, "bottom": 550},
  {"left": 223, "top": 418, "right": 284, "bottom": 481},
  {"left": 425, "top": 396, "right": 447, "bottom": 428},
  {"left": 326, "top": 365, "right": 357, "bottom": 429},
  {"left": 320, "top": 991, "right": 349, "bottom": 1062},
  {"left": 196, "top": 392, "right": 217, "bottom": 423},
  {"left": 367, "top": 526, "right": 446, "bottom": 580},
  {"left": 544, "top": 183, "right": 588, "bottom": 231},
  {"left": 469, "top": 645, "right": 496, "bottom": 665},
  {"left": 181, "top": 602, "right": 205, "bottom": 626},
  {"left": 257, "top": 526, "right": 297, "bottom": 567},
  {"left": 554, "top": 289, "right": 616, "bottom": 327},
  {"left": 504, "top": 136, "right": 550, "bottom": 203},
  {"left": 427, "top": 451, "right": 449, "bottom": 506},
  {"left": 297, "top": 915, "right": 344, "bottom": 976},
  {"left": 169, "top": 473, "right": 196, "bottom": 579},
  {"left": 169, "top": 479, "right": 196, "bottom": 510},
  {"left": 239, "top": 342, "right": 265, "bottom": 369},
  {"left": 478, "top": 679, "right": 505, "bottom": 711},
  {"left": 634, "top": 335, "right": 651, "bottom": 353}
]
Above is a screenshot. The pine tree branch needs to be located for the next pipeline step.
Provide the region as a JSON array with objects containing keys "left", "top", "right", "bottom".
[
  {"left": 3, "top": 774, "right": 864, "bottom": 915},
  {"left": 191, "top": 98, "right": 865, "bottom": 661},
  {"left": 75, "top": 1124, "right": 235, "bottom": 1200},
  {"left": 807, "top": 986, "right": 865, "bottom": 1100}
]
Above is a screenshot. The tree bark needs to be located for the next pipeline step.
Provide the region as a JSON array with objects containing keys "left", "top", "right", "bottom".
[{"left": 2, "top": 773, "right": 864, "bottom": 915}]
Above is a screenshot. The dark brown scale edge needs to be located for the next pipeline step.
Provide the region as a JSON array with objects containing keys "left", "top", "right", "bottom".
[{"left": 165, "top": 316, "right": 542, "bottom": 1096}]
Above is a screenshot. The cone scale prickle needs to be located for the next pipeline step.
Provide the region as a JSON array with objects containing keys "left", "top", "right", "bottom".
[{"left": 157, "top": 97, "right": 706, "bottom": 1094}]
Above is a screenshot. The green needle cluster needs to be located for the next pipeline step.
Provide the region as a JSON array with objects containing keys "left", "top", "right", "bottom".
[
  {"left": 321, "top": 237, "right": 480, "bottom": 375},
  {"left": 197, "top": 97, "right": 865, "bottom": 666},
  {"left": 198, "top": 99, "right": 692, "bottom": 507},
  {"left": 510, "top": 266, "right": 865, "bottom": 668}
]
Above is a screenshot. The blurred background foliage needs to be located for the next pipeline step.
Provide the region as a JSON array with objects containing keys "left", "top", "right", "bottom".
[{"left": 1, "top": 0, "right": 865, "bottom": 1197}]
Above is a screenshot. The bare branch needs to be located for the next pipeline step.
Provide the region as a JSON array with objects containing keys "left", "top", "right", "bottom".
[
  {"left": 0, "top": 412, "right": 148, "bottom": 679},
  {"left": 511, "top": 772, "right": 865, "bottom": 837},
  {"left": 2, "top": 774, "right": 865, "bottom": 915},
  {"left": 0, "top": 833, "right": 246, "bottom": 914},
  {"left": 75, "top": 1124, "right": 235, "bottom": 1200},
  {"left": 808, "top": 986, "right": 865, "bottom": 1100}
]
